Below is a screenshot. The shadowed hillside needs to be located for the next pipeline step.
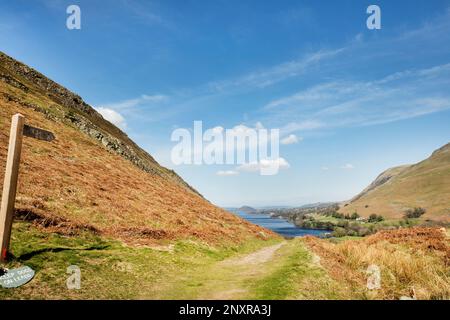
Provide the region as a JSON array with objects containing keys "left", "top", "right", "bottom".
[
  {"left": 341, "top": 143, "right": 450, "bottom": 221},
  {"left": 0, "top": 51, "right": 273, "bottom": 245}
]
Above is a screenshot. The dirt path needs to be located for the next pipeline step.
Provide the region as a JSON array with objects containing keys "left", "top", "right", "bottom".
[
  {"left": 221, "top": 242, "right": 286, "bottom": 267},
  {"left": 157, "top": 238, "right": 340, "bottom": 300},
  {"left": 197, "top": 242, "right": 287, "bottom": 299}
]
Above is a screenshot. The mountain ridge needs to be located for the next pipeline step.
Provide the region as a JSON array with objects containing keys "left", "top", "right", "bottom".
[
  {"left": 341, "top": 142, "right": 450, "bottom": 221},
  {"left": 0, "top": 51, "right": 200, "bottom": 197}
]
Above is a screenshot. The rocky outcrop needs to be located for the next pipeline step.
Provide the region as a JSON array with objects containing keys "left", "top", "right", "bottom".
[
  {"left": 0, "top": 51, "right": 201, "bottom": 197},
  {"left": 0, "top": 52, "right": 98, "bottom": 118},
  {"left": 65, "top": 111, "right": 163, "bottom": 176}
]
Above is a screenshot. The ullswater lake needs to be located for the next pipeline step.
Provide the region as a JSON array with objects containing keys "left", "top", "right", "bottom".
[{"left": 231, "top": 210, "right": 330, "bottom": 238}]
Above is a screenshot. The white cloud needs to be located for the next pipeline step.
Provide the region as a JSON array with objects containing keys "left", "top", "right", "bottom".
[
  {"left": 216, "top": 170, "right": 239, "bottom": 176},
  {"left": 237, "top": 157, "right": 290, "bottom": 173},
  {"left": 216, "top": 122, "right": 276, "bottom": 154},
  {"left": 102, "top": 94, "right": 168, "bottom": 110},
  {"left": 341, "top": 163, "right": 354, "bottom": 170},
  {"left": 321, "top": 166, "right": 329, "bottom": 171},
  {"left": 281, "top": 134, "right": 302, "bottom": 145},
  {"left": 96, "top": 107, "right": 127, "bottom": 130},
  {"left": 192, "top": 122, "right": 279, "bottom": 162}
]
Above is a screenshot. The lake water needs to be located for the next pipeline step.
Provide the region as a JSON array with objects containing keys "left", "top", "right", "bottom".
[{"left": 231, "top": 210, "right": 330, "bottom": 238}]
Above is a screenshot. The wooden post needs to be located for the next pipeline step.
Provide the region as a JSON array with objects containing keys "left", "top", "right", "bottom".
[{"left": 0, "top": 114, "right": 24, "bottom": 263}]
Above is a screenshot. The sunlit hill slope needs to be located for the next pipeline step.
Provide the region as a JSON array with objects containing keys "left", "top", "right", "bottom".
[
  {"left": 341, "top": 143, "right": 450, "bottom": 222},
  {"left": 0, "top": 51, "right": 272, "bottom": 245}
]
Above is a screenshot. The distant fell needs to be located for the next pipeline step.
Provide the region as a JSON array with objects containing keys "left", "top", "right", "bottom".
[
  {"left": 341, "top": 142, "right": 450, "bottom": 221},
  {"left": 238, "top": 206, "right": 258, "bottom": 214}
]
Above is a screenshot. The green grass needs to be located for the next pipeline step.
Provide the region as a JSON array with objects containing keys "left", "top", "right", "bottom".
[
  {"left": 0, "top": 223, "right": 340, "bottom": 300},
  {"left": 307, "top": 212, "right": 428, "bottom": 238},
  {"left": 0, "top": 222, "right": 278, "bottom": 299},
  {"left": 6, "top": 222, "right": 442, "bottom": 300},
  {"left": 251, "top": 240, "right": 344, "bottom": 300},
  {"left": 156, "top": 239, "right": 344, "bottom": 300},
  {"left": 310, "top": 213, "right": 341, "bottom": 224},
  {"left": 252, "top": 244, "right": 311, "bottom": 299}
]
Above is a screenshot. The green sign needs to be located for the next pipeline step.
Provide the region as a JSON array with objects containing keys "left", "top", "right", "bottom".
[{"left": 0, "top": 266, "right": 35, "bottom": 288}]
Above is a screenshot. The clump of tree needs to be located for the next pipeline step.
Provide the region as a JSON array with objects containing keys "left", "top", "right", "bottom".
[
  {"left": 294, "top": 217, "right": 335, "bottom": 231},
  {"left": 351, "top": 212, "right": 360, "bottom": 220},
  {"left": 331, "top": 222, "right": 372, "bottom": 237},
  {"left": 332, "top": 212, "right": 344, "bottom": 219},
  {"left": 343, "top": 212, "right": 360, "bottom": 220},
  {"left": 404, "top": 207, "right": 426, "bottom": 219},
  {"left": 368, "top": 214, "right": 384, "bottom": 223}
]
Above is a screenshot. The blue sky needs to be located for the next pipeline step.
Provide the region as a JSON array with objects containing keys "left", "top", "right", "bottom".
[{"left": 1, "top": 0, "right": 450, "bottom": 207}]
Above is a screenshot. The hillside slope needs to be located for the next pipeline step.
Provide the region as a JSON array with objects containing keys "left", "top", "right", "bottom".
[
  {"left": 0, "top": 51, "right": 196, "bottom": 195},
  {"left": 341, "top": 143, "right": 450, "bottom": 221},
  {"left": 0, "top": 51, "right": 272, "bottom": 245}
]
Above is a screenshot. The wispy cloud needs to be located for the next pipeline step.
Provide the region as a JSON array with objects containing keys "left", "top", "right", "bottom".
[
  {"left": 217, "top": 170, "right": 239, "bottom": 176},
  {"left": 97, "top": 8, "right": 450, "bottom": 137},
  {"left": 120, "top": 0, "right": 173, "bottom": 29},
  {"left": 101, "top": 94, "right": 168, "bottom": 111},
  {"left": 97, "top": 94, "right": 172, "bottom": 124},
  {"left": 123, "top": 48, "right": 346, "bottom": 121},
  {"left": 263, "top": 63, "right": 450, "bottom": 135},
  {"left": 207, "top": 48, "right": 345, "bottom": 93}
]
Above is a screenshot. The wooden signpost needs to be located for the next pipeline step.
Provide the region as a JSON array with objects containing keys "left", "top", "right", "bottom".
[{"left": 0, "top": 114, "right": 55, "bottom": 263}]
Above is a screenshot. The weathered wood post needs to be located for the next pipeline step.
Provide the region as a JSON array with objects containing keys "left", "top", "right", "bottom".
[
  {"left": 0, "top": 114, "right": 55, "bottom": 263},
  {"left": 0, "top": 114, "right": 25, "bottom": 263}
]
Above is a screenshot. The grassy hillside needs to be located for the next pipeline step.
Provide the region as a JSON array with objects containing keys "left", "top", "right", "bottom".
[
  {"left": 0, "top": 221, "right": 280, "bottom": 299},
  {"left": 341, "top": 143, "right": 450, "bottom": 222},
  {"left": 1, "top": 221, "right": 447, "bottom": 299},
  {"left": 0, "top": 51, "right": 274, "bottom": 246},
  {"left": 0, "top": 52, "right": 198, "bottom": 196}
]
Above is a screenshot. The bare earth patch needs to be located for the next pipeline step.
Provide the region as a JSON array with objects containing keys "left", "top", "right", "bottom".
[
  {"left": 196, "top": 242, "right": 287, "bottom": 300},
  {"left": 221, "top": 242, "right": 286, "bottom": 267}
]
